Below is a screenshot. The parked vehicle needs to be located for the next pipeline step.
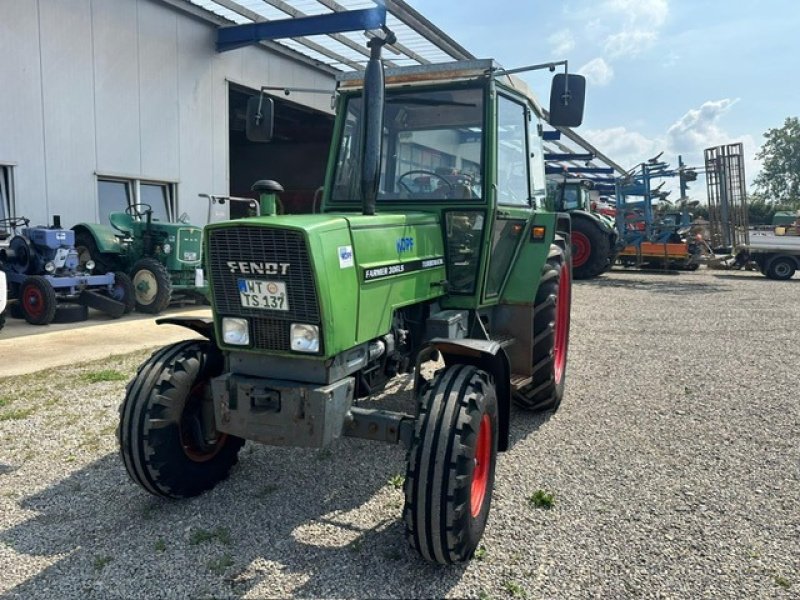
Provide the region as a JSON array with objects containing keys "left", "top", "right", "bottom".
[
  {"left": 73, "top": 206, "right": 206, "bottom": 314},
  {"left": 0, "top": 216, "right": 132, "bottom": 325}
]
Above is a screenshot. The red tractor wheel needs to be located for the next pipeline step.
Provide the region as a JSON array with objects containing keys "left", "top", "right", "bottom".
[{"left": 20, "top": 276, "right": 57, "bottom": 325}]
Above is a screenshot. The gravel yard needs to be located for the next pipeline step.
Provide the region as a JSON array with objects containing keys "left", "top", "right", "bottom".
[{"left": 0, "top": 269, "right": 797, "bottom": 599}]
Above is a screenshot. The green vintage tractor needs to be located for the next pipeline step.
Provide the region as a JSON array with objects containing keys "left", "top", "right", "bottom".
[
  {"left": 73, "top": 206, "right": 205, "bottom": 314},
  {"left": 117, "top": 18, "right": 586, "bottom": 564},
  {"left": 550, "top": 178, "right": 620, "bottom": 279}
]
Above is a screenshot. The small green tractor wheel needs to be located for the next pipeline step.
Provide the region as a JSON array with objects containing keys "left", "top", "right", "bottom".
[
  {"left": 19, "top": 275, "right": 58, "bottom": 325},
  {"left": 131, "top": 258, "right": 173, "bottom": 314},
  {"left": 403, "top": 364, "right": 498, "bottom": 564},
  {"left": 513, "top": 244, "right": 571, "bottom": 412},
  {"left": 118, "top": 340, "right": 245, "bottom": 498},
  {"left": 110, "top": 271, "right": 136, "bottom": 314},
  {"left": 766, "top": 257, "right": 796, "bottom": 281}
]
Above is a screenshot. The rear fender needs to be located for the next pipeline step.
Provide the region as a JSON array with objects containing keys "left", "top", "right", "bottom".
[
  {"left": 156, "top": 317, "right": 216, "bottom": 342},
  {"left": 415, "top": 338, "right": 512, "bottom": 452},
  {"left": 72, "top": 223, "right": 124, "bottom": 255}
]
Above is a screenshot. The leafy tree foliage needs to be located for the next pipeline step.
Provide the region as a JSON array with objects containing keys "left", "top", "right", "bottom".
[{"left": 753, "top": 117, "right": 800, "bottom": 206}]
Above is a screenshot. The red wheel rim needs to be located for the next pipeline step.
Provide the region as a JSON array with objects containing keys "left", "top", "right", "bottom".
[
  {"left": 179, "top": 382, "right": 227, "bottom": 463},
  {"left": 571, "top": 231, "right": 591, "bottom": 267},
  {"left": 470, "top": 413, "right": 492, "bottom": 518},
  {"left": 553, "top": 262, "right": 571, "bottom": 385},
  {"left": 23, "top": 285, "right": 46, "bottom": 318}
]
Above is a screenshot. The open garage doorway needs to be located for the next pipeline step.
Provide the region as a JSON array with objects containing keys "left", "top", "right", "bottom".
[{"left": 228, "top": 84, "right": 334, "bottom": 215}]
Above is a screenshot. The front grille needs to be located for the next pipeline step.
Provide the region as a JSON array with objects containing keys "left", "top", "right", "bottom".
[{"left": 207, "top": 227, "right": 320, "bottom": 352}]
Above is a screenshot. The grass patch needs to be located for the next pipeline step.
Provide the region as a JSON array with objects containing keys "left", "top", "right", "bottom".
[
  {"left": 348, "top": 538, "right": 364, "bottom": 553},
  {"left": 154, "top": 538, "right": 166, "bottom": 553},
  {"left": 474, "top": 545, "right": 487, "bottom": 561},
  {"left": 0, "top": 407, "right": 35, "bottom": 422},
  {"left": 528, "top": 489, "right": 555, "bottom": 509},
  {"left": 254, "top": 484, "right": 278, "bottom": 499},
  {"left": 93, "top": 555, "right": 112, "bottom": 571},
  {"left": 190, "top": 527, "right": 231, "bottom": 546},
  {"left": 0, "top": 396, "right": 12, "bottom": 408},
  {"left": 503, "top": 581, "right": 526, "bottom": 598},
  {"left": 477, "top": 591, "right": 492, "bottom": 600},
  {"left": 207, "top": 553, "right": 234, "bottom": 576},
  {"left": 388, "top": 474, "right": 405, "bottom": 490},
  {"left": 775, "top": 575, "right": 791, "bottom": 589},
  {"left": 81, "top": 369, "right": 127, "bottom": 384}
]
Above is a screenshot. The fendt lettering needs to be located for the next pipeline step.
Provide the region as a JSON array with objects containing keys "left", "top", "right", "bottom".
[
  {"left": 226, "top": 261, "right": 290, "bottom": 276},
  {"left": 118, "top": 6, "right": 586, "bottom": 567}
]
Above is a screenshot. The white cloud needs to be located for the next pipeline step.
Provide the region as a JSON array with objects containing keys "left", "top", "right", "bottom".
[
  {"left": 578, "top": 58, "right": 615, "bottom": 86},
  {"left": 548, "top": 29, "right": 575, "bottom": 57},
  {"left": 666, "top": 98, "right": 739, "bottom": 154},
  {"left": 605, "top": 0, "right": 669, "bottom": 27},
  {"left": 600, "top": 0, "right": 669, "bottom": 60},
  {"left": 582, "top": 126, "right": 662, "bottom": 170},
  {"left": 604, "top": 30, "right": 658, "bottom": 58}
]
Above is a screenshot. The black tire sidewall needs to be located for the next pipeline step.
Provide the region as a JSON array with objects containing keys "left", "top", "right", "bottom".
[
  {"left": 131, "top": 258, "right": 172, "bottom": 314},
  {"left": 767, "top": 257, "right": 796, "bottom": 280},
  {"left": 20, "top": 275, "right": 57, "bottom": 325},
  {"left": 571, "top": 216, "right": 611, "bottom": 279}
]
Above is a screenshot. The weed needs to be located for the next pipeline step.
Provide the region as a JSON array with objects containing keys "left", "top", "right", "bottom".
[
  {"left": 474, "top": 545, "right": 487, "bottom": 561},
  {"left": 528, "top": 489, "right": 555, "bottom": 509},
  {"left": 774, "top": 575, "right": 791, "bottom": 589},
  {"left": 254, "top": 484, "right": 278, "bottom": 499},
  {"left": 477, "top": 591, "right": 492, "bottom": 600},
  {"left": 190, "top": 527, "right": 231, "bottom": 546},
  {"left": 0, "top": 396, "right": 12, "bottom": 408},
  {"left": 81, "top": 370, "right": 127, "bottom": 384},
  {"left": 207, "top": 553, "right": 234, "bottom": 576},
  {"left": 348, "top": 538, "right": 364, "bottom": 553},
  {"left": 316, "top": 448, "right": 333, "bottom": 460},
  {"left": 93, "top": 555, "right": 112, "bottom": 570},
  {"left": 382, "top": 548, "right": 402, "bottom": 561},
  {"left": 388, "top": 474, "right": 405, "bottom": 490},
  {"left": 154, "top": 538, "right": 166, "bottom": 553},
  {"left": 0, "top": 408, "right": 35, "bottom": 422},
  {"left": 503, "top": 581, "right": 526, "bottom": 598}
]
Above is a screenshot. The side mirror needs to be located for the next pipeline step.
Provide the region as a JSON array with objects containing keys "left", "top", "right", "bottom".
[
  {"left": 246, "top": 95, "right": 275, "bottom": 142},
  {"left": 548, "top": 74, "right": 586, "bottom": 128}
]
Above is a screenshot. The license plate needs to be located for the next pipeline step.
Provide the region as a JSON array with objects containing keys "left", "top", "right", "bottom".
[{"left": 238, "top": 279, "right": 289, "bottom": 311}]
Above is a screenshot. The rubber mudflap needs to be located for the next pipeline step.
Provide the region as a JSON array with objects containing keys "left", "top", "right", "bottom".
[
  {"left": 53, "top": 303, "right": 89, "bottom": 323},
  {"left": 78, "top": 290, "right": 125, "bottom": 318}
]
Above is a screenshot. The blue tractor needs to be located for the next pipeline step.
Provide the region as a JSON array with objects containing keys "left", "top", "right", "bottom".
[{"left": 0, "top": 216, "right": 133, "bottom": 325}]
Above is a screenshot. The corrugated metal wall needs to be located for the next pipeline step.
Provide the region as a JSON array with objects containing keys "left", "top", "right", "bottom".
[{"left": 0, "top": 0, "right": 334, "bottom": 227}]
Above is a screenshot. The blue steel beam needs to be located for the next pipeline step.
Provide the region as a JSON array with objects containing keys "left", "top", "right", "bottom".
[
  {"left": 545, "top": 166, "right": 614, "bottom": 175},
  {"left": 217, "top": 6, "right": 387, "bottom": 52},
  {"left": 544, "top": 153, "right": 594, "bottom": 161},
  {"left": 542, "top": 130, "right": 561, "bottom": 141}
]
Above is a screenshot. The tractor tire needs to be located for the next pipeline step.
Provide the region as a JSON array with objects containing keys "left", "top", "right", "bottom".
[
  {"left": 118, "top": 340, "right": 244, "bottom": 498},
  {"left": 52, "top": 303, "right": 89, "bottom": 323},
  {"left": 19, "top": 276, "right": 57, "bottom": 325},
  {"left": 571, "top": 218, "right": 611, "bottom": 280},
  {"left": 403, "top": 364, "right": 498, "bottom": 564},
  {"left": 110, "top": 271, "right": 136, "bottom": 314},
  {"left": 74, "top": 230, "right": 113, "bottom": 274},
  {"left": 513, "top": 244, "right": 571, "bottom": 412},
  {"left": 131, "top": 258, "right": 173, "bottom": 314},
  {"left": 766, "top": 257, "right": 796, "bottom": 281}
]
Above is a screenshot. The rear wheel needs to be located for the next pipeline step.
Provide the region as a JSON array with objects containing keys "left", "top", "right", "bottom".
[
  {"left": 514, "top": 245, "right": 571, "bottom": 412},
  {"left": 131, "top": 258, "right": 172, "bottom": 314},
  {"left": 118, "top": 340, "right": 244, "bottom": 498},
  {"left": 766, "top": 256, "right": 796, "bottom": 280},
  {"left": 403, "top": 364, "right": 498, "bottom": 564},
  {"left": 571, "top": 217, "right": 611, "bottom": 279},
  {"left": 20, "top": 276, "right": 57, "bottom": 325}
]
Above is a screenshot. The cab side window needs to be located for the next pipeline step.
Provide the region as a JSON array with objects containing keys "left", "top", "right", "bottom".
[{"left": 496, "top": 96, "right": 529, "bottom": 206}]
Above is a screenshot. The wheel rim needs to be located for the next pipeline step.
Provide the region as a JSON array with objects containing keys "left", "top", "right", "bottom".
[
  {"left": 22, "top": 285, "right": 46, "bottom": 318},
  {"left": 553, "top": 262, "right": 571, "bottom": 385},
  {"left": 774, "top": 262, "right": 791, "bottom": 278},
  {"left": 470, "top": 413, "right": 492, "bottom": 518},
  {"left": 571, "top": 231, "right": 591, "bottom": 267},
  {"left": 133, "top": 270, "right": 157, "bottom": 304},
  {"left": 179, "top": 381, "right": 227, "bottom": 463}
]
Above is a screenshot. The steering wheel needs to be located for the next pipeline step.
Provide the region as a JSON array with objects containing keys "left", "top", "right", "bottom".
[
  {"left": 0, "top": 216, "right": 30, "bottom": 230},
  {"left": 125, "top": 203, "right": 153, "bottom": 218},
  {"left": 397, "top": 170, "right": 453, "bottom": 196}
]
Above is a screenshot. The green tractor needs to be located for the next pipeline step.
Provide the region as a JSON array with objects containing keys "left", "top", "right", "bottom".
[
  {"left": 551, "top": 178, "right": 620, "bottom": 279},
  {"left": 73, "top": 206, "right": 205, "bottom": 314},
  {"left": 117, "top": 18, "right": 586, "bottom": 564}
]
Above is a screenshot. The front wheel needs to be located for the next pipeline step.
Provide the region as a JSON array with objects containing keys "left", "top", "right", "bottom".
[
  {"left": 20, "top": 275, "right": 57, "bottom": 325},
  {"left": 403, "top": 364, "right": 498, "bottom": 564},
  {"left": 766, "top": 257, "right": 796, "bottom": 280},
  {"left": 131, "top": 258, "right": 173, "bottom": 314},
  {"left": 514, "top": 244, "right": 571, "bottom": 412},
  {"left": 118, "top": 340, "right": 244, "bottom": 498}
]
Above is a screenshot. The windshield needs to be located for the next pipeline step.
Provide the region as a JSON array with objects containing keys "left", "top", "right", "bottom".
[{"left": 331, "top": 87, "right": 484, "bottom": 202}]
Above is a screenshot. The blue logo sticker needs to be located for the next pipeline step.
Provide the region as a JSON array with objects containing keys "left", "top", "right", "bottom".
[{"left": 396, "top": 237, "right": 414, "bottom": 253}]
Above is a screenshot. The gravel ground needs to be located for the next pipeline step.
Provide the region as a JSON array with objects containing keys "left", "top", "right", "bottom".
[{"left": 0, "top": 268, "right": 797, "bottom": 599}]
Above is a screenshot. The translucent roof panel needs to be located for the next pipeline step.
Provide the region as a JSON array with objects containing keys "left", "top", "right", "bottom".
[{"left": 186, "top": 0, "right": 474, "bottom": 71}]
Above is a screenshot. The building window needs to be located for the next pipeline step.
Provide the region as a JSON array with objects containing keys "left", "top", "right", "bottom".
[
  {"left": 97, "top": 177, "right": 176, "bottom": 223},
  {"left": 0, "top": 165, "right": 14, "bottom": 222}
]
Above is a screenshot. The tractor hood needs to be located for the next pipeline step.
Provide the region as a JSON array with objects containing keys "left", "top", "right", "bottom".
[{"left": 204, "top": 212, "right": 446, "bottom": 359}]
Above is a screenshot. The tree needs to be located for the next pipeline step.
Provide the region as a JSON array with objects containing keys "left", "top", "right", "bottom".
[{"left": 753, "top": 117, "right": 800, "bottom": 206}]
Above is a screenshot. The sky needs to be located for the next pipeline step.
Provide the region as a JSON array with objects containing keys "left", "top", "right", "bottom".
[{"left": 407, "top": 0, "right": 800, "bottom": 199}]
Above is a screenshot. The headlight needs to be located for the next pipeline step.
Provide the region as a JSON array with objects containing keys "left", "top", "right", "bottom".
[
  {"left": 44, "top": 261, "right": 56, "bottom": 273},
  {"left": 222, "top": 317, "right": 249, "bottom": 346},
  {"left": 85, "top": 260, "right": 96, "bottom": 271},
  {"left": 291, "top": 323, "right": 320, "bottom": 353},
  {"left": 163, "top": 243, "right": 172, "bottom": 254}
]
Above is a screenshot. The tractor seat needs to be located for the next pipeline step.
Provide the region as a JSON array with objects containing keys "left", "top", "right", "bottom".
[{"left": 109, "top": 212, "right": 135, "bottom": 234}]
